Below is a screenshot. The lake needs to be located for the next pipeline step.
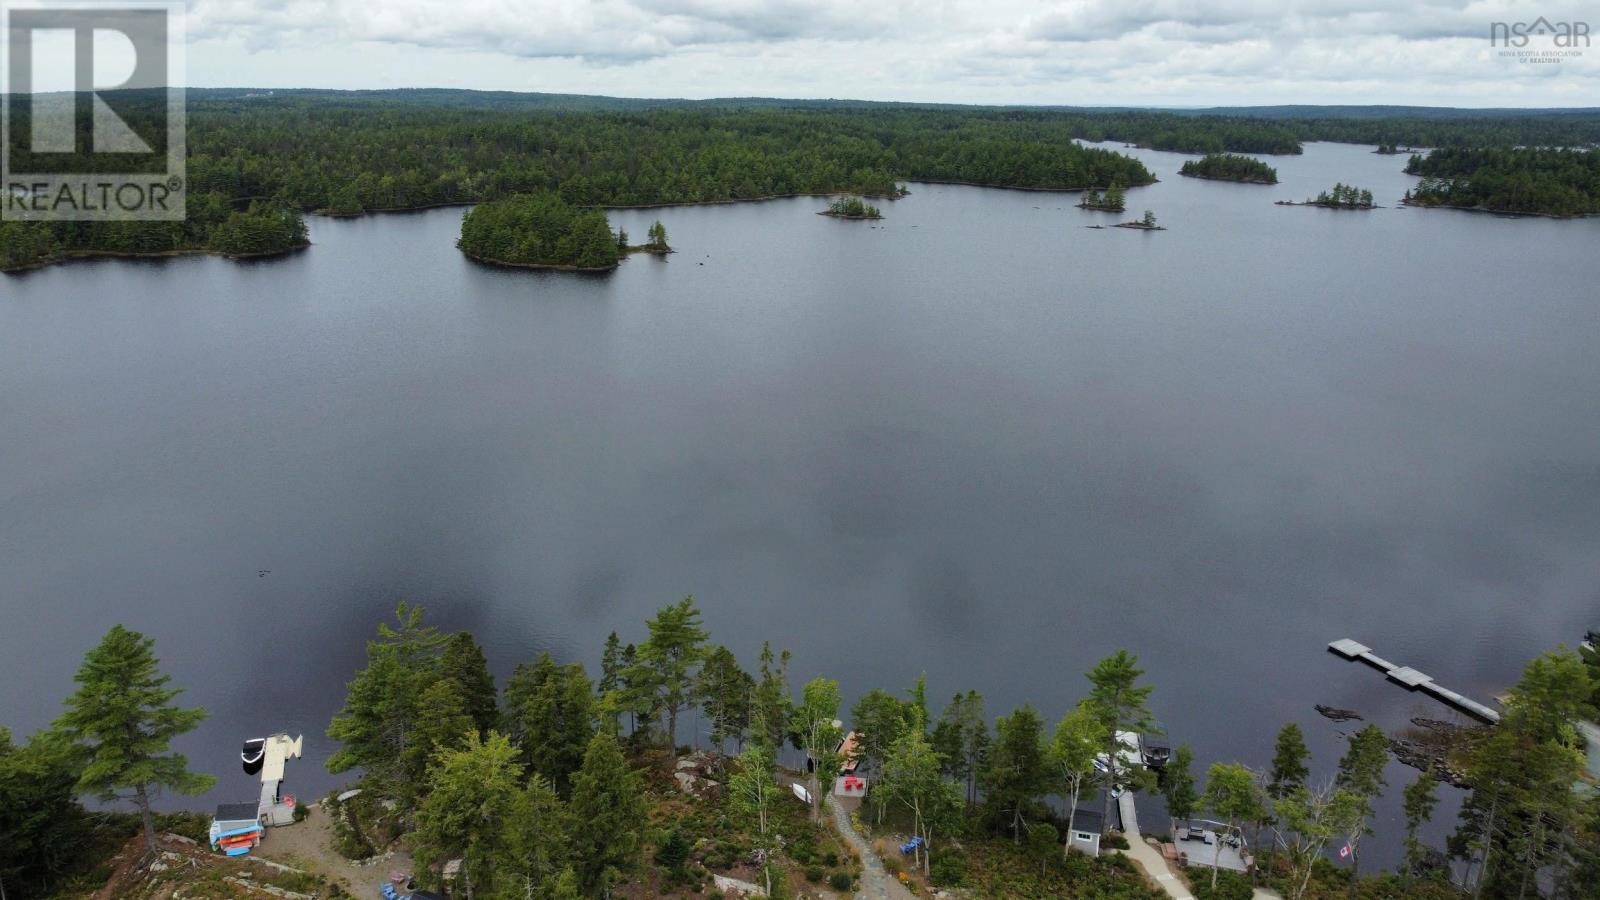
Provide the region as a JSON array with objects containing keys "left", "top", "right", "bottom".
[{"left": 2, "top": 142, "right": 1596, "bottom": 854}]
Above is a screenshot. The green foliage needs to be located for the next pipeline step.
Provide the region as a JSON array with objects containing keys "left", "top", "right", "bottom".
[
  {"left": 326, "top": 602, "right": 447, "bottom": 811},
  {"left": 804, "top": 863, "right": 824, "bottom": 881},
  {"left": 1192, "top": 867, "right": 1253, "bottom": 900},
  {"left": 645, "top": 220, "right": 670, "bottom": 250},
  {"left": 1308, "top": 184, "right": 1374, "bottom": 208},
  {"left": 503, "top": 653, "right": 596, "bottom": 794},
  {"left": 1084, "top": 651, "right": 1156, "bottom": 834},
  {"left": 881, "top": 722, "right": 964, "bottom": 876},
  {"left": 405, "top": 677, "right": 475, "bottom": 781},
  {"left": 698, "top": 645, "right": 754, "bottom": 751},
  {"left": 441, "top": 631, "right": 498, "bottom": 736},
  {"left": 207, "top": 202, "right": 309, "bottom": 257},
  {"left": 637, "top": 596, "right": 710, "bottom": 751},
  {"left": 929, "top": 849, "right": 967, "bottom": 887},
  {"left": 829, "top": 870, "right": 854, "bottom": 890},
  {"left": 1162, "top": 744, "right": 1199, "bottom": 824},
  {"left": 459, "top": 193, "right": 621, "bottom": 269},
  {"left": 1179, "top": 153, "right": 1279, "bottom": 183},
  {"left": 1268, "top": 723, "right": 1310, "bottom": 800},
  {"left": 932, "top": 690, "right": 988, "bottom": 807},
  {"left": 1400, "top": 772, "right": 1437, "bottom": 883},
  {"left": 0, "top": 727, "right": 89, "bottom": 897},
  {"left": 1405, "top": 147, "right": 1600, "bottom": 216},
  {"left": 411, "top": 731, "right": 525, "bottom": 894},
  {"left": 1078, "top": 184, "right": 1127, "bottom": 211},
  {"left": 54, "top": 625, "right": 214, "bottom": 856},
  {"left": 790, "top": 676, "right": 843, "bottom": 820},
  {"left": 850, "top": 687, "right": 916, "bottom": 766},
  {"left": 983, "top": 704, "right": 1049, "bottom": 843},
  {"left": 825, "top": 196, "right": 881, "bottom": 218},
  {"left": 655, "top": 827, "right": 692, "bottom": 872},
  {"left": 1048, "top": 702, "right": 1103, "bottom": 842},
  {"left": 568, "top": 731, "right": 645, "bottom": 892}
]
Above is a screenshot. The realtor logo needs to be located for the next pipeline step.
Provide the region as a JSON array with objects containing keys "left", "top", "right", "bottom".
[{"left": 2, "top": 0, "right": 186, "bottom": 221}]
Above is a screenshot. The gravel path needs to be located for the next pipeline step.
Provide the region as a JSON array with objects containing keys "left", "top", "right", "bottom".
[{"left": 827, "top": 797, "right": 917, "bottom": 900}]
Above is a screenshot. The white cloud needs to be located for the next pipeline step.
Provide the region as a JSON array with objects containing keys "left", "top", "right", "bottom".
[{"left": 179, "top": 0, "right": 1599, "bottom": 104}]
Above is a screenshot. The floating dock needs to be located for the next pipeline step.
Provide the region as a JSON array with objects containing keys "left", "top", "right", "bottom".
[{"left": 1327, "top": 639, "right": 1501, "bottom": 724}]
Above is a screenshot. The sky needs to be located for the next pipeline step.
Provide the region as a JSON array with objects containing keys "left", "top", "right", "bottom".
[{"left": 31, "top": 0, "right": 1600, "bottom": 105}]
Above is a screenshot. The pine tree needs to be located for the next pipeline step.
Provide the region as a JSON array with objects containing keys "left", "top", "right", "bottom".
[
  {"left": 412, "top": 731, "right": 524, "bottom": 897},
  {"left": 326, "top": 603, "right": 446, "bottom": 811},
  {"left": 569, "top": 732, "right": 644, "bottom": 894},
  {"left": 1162, "top": 745, "right": 1198, "bottom": 834},
  {"left": 751, "top": 642, "right": 792, "bottom": 755},
  {"left": 599, "top": 631, "right": 623, "bottom": 735},
  {"left": 503, "top": 654, "right": 595, "bottom": 794},
  {"left": 54, "top": 626, "right": 215, "bottom": 858},
  {"left": 850, "top": 688, "right": 913, "bottom": 768},
  {"left": 1269, "top": 723, "right": 1310, "bottom": 799},
  {"left": 697, "top": 645, "right": 753, "bottom": 752},
  {"left": 1335, "top": 724, "right": 1389, "bottom": 898},
  {"left": 637, "top": 597, "right": 709, "bottom": 753},
  {"left": 404, "top": 678, "right": 476, "bottom": 785},
  {"left": 440, "top": 632, "right": 497, "bottom": 737},
  {"left": 984, "top": 704, "right": 1048, "bottom": 844},
  {"left": 1084, "top": 651, "right": 1156, "bottom": 833},
  {"left": 0, "top": 728, "right": 88, "bottom": 897},
  {"left": 1401, "top": 772, "right": 1438, "bottom": 885}
]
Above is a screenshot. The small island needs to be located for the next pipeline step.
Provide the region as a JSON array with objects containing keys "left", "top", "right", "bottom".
[
  {"left": 1373, "top": 142, "right": 1419, "bottom": 155},
  {"left": 1076, "top": 184, "right": 1127, "bottom": 211},
  {"left": 1115, "top": 210, "right": 1165, "bottom": 230},
  {"left": 819, "top": 196, "right": 882, "bottom": 219},
  {"left": 1276, "top": 183, "right": 1377, "bottom": 210},
  {"left": 617, "top": 220, "right": 673, "bottom": 256},
  {"left": 458, "top": 193, "right": 624, "bottom": 271},
  {"left": 1178, "top": 153, "right": 1279, "bottom": 184},
  {"left": 1, "top": 202, "right": 309, "bottom": 273}
]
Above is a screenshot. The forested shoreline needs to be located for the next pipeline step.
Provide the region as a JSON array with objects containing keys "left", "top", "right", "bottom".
[
  {"left": 1178, "top": 154, "right": 1280, "bottom": 184},
  {"left": 1403, "top": 147, "right": 1600, "bottom": 217},
  {"left": 4, "top": 93, "right": 1599, "bottom": 272},
  {"left": 6, "top": 594, "right": 1598, "bottom": 899}
]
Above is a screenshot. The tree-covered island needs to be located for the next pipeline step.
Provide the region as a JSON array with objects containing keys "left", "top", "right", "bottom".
[
  {"left": 1115, "top": 210, "right": 1165, "bottom": 230},
  {"left": 458, "top": 194, "right": 624, "bottom": 270},
  {"left": 1403, "top": 147, "right": 1600, "bottom": 217},
  {"left": 1277, "top": 183, "right": 1377, "bottom": 209},
  {"left": 820, "top": 196, "right": 883, "bottom": 219},
  {"left": 1077, "top": 184, "right": 1128, "bottom": 211},
  {"left": 1178, "top": 153, "right": 1280, "bottom": 184}
]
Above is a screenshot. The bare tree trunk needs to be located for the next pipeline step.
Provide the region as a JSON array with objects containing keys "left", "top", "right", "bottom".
[
  {"left": 135, "top": 784, "right": 158, "bottom": 859},
  {"left": 1064, "top": 780, "right": 1079, "bottom": 859},
  {"left": 1474, "top": 795, "right": 1498, "bottom": 900}
]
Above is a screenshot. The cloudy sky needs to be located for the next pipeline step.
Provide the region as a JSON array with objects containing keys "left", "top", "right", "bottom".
[{"left": 176, "top": 0, "right": 1597, "bottom": 106}]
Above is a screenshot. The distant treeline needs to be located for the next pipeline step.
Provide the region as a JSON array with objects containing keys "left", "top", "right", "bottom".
[
  {"left": 5, "top": 92, "right": 1600, "bottom": 272},
  {"left": 1404, "top": 147, "right": 1600, "bottom": 217}
]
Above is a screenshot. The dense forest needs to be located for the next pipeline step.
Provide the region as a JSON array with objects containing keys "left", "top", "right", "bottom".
[
  {"left": 458, "top": 194, "right": 622, "bottom": 269},
  {"left": 1178, "top": 153, "right": 1279, "bottom": 184},
  {"left": 5, "top": 92, "right": 1600, "bottom": 272},
  {"left": 1403, "top": 147, "right": 1600, "bottom": 217},
  {"left": 7, "top": 594, "right": 1598, "bottom": 900}
]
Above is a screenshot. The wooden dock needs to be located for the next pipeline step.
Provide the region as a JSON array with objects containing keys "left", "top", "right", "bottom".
[{"left": 1327, "top": 639, "right": 1501, "bottom": 724}]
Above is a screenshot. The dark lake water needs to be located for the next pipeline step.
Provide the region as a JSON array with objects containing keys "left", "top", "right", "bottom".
[{"left": 3, "top": 142, "right": 1597, "bottom": 858}]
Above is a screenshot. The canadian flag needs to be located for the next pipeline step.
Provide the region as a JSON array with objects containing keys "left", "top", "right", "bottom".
[{"left": 1339, "top": 845, "right": 1352, "bottom": 859}]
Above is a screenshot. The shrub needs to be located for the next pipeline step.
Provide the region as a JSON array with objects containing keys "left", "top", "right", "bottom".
[
  {"left": 829, "top": 872, "right": 852, "bottom": 891},
  {"left": 930, "top": 851, "right": 968, "bottom": 887},
  {"left": 1102, "top": 832, "right": 1130, "bottom": 850},
  {"left": 655, "top": 828, "right": 691, "bottom": 871},
  {"left": 805, "top": 864, "right": 825, "bottom": 882},
  {"left": 823, "top": 851, "right": 839, "bottom": 867},
  {"left": 1192, "top": 869, "right": 1252, "bottom": 900},
  {"left": 883, "top": 855, "right": 903, "bottom": 875}
]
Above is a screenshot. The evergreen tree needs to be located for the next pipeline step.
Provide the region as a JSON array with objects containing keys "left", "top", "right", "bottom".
[
  {"left": 1162, "top": 744, "right": 1198, "bottom": 834},
  {"left": 405, "top": 677, "right": 476, "bottom": 784},
  {"left": 326, "top": 602, "right": 447, "bottom": 809},
  {"left": 1084, "top": 650, "right": 1156, "bottom": 833},
  {"left": 1401, "top": 772, "right": 1438, "bottom": 886},
  {"left": 850, "top": 688, "right": 914, "bottom": 769},
  {"left": 983, "top": 704, "right": 1049, "bottom": 844},
  {"left": 440, "top": 632, "right": 498, "bottom": 737},
  {"left": 750, "top": 641, "right": 792, "bottom": 754},
  {"left": 637, "top": 596, "right": 709, "bottom": 753},
  {"left": 503, "top": 654, "right": 596, "bottom": 794},
  {"left": 54, "top": 625, "right": 214, "bottom": 859},
  {"left": 931, "top": 690, "right": 988, "bottom": 807},
  {"left": 598, "top": 632, "right": 623, "bottom": 734},
  {"left": 1335, "top": 724, "right": 1389, "bottom": 898},
  {"left": 413, "top": 731, "right": 523, "bottom": 898},
  {"left": 1268, "top": 723, "right": 1310, "bottom": 800},
  {"left": 0, "top": 728, "right": 88, "bottom": 898},
  {"left": 697, "top": 645, "right": 753, "bottom": 752},
  {"left": 568, "top": 732, "right": 645, "bottom": 894},
  {"left": 502, "top": 774, "right": 572, "bottom": 899}
]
